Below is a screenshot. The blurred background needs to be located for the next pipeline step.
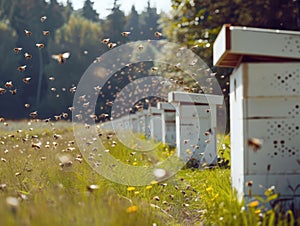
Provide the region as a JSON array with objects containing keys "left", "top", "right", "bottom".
[{"left": 0, "top": 0, "right": 299, "bottom": 120}]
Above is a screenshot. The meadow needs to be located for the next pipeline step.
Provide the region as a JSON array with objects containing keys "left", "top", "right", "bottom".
[{"left": 0, "top": 120, "right": 298, "bottom": 226}]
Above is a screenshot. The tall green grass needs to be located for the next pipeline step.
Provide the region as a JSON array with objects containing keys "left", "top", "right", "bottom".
[{"left": 0, "top": 121, "right": 298, "bottom": 225}]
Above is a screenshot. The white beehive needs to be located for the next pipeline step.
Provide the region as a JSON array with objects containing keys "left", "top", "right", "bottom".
[
  {"left": 214, "top": 25, "right": 300, "bottom": 207},
  {"left": 136, "top": 111, "right": 146, "bottom": 134},
  {"left": 168, "top": 92, "right": 223, "bottom": 165},
  {"left": 157, "top": 102, "right": 176, "bottom": 147},
  {"left": 147, "top": 107, "right": 163, "bottom": 142}
]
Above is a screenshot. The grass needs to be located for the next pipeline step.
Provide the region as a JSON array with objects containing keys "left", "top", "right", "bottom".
[{"left": 0, "top": 120, "right": 299, "bottom": 225}]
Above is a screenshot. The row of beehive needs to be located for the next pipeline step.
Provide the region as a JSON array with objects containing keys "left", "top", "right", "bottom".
[{"left": 100, "top": 91, "right": 223, "bottom": 165}]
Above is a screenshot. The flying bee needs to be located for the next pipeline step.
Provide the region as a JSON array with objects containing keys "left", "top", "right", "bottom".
[
  {"left": 18, "top": 65, "right": 27, "bottom": 72},
  {"left": 100, "top": 113, "right": 109, "bottom": 119},
  {"left": 49, "top": 76, "right": 55, "bottom": 81},
  {"left": 121, "top": 31, "right": 131, "bottom": 37},
  {"left": 42, "top": 30, "right": 50, "bottom": 36},
  {"left": 13, "top": 47, "right": 22, "bottom": 53},
  {"left": 138, "top": 44, "right": 144, "bottom": 50},
  {"left": 40, "top": 16, "right": 47, "bottom": 22},
  {"left": 154, "top": 31, "right": 162, "bottom": 38},
  {"left": 101, "top": 38, "right": 110, "bottom": 44},
  {"left": 107, "top": 42, "right": 117, "bottom": 49},
  {"left": 248, "top": 138, "right": 263, "bottom": 152},
  {"left": 24, "top": 52, "right": 32, "bottom": 60},
  {"left": 51, "top": 52, "right": 70, "bottom": 64},
  {"left": 24, "top": 29, "right": 32, "bottom": 36},
  {"left": 24, "top": 103, "right": 30, "bottom": 108},
  {"left": 29, "top": 111, "right": 38, "bottom": 118},
  {"left": 0, "top": 88, "right": 6, "bottom": 95},
  {"left": 36, "top": 43, "right": 44, "bottom": 49},
  {"left": 5, "top": 81, "right": 13, "bottom": 88},
  {"left": 9, "top": 89, "right": 17, "bottom": 95},
  {"left": 22, "top": 77, "right": 31, "bottom": 84}
]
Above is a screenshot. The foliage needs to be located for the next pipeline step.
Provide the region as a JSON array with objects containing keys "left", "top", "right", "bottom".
[
  {"left": 82, "top": 0, "right": 99, "bottom": 22},
  {"left": 0, "top": 122, "right": 298, "bottom": 225}
]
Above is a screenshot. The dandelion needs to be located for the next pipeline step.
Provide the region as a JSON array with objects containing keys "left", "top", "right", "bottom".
[
  {"left": 126, "top": 205, "right": 138, "bottom": 213},
  {"left": 132, "top": 162, "right": 137, "bottom": 166},
  {"left": 150, "top": 181, "right": 158, "bottom": 185},
  {"left": 134, "top": 191, "right": 140, "bottom": 195},
  {"left": 127, "top": 186, "right": 135, "bottom": 191},
  {"left": 206, "top": 186, "right": 213, "bottom": 192},
  {"left": 146, "top": 185, "right": 152, "bottom": 190}
]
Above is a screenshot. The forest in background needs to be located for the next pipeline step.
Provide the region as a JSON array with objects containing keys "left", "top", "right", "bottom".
[{"left": 0, "top": 0, "right": 298, "bottom": 119}]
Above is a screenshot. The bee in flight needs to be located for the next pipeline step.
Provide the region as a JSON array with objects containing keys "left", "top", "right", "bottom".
[{"left": 51, "top": 52, "right": 70, "bottom": 64}]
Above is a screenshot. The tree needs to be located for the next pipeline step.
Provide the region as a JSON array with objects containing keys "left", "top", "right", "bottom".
[
  {"left": 0, "top": 20, "right": 23, "bottom": 118},
  {"left": 82, "top": 0, "right": 99, "bottom": 22},
  {"left": 3, "top": 0, "right": 70, "bottom": 110},
  {"left": 124, "top": 6, "right": 141, "bottom": 41},
  {"left": 160, "top": 0, "right": 300, "bottom": 133},
  {"left": 139, "top": 1, "right": 161, "bottom": 40},
  {"left": 39, "top": 14, "right": 103, "bottom": 118},
  {"left": 102, "top": 0, "right": 126, "bottom": 43}
]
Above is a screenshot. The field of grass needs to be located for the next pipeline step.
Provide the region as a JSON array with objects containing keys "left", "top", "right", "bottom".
[{"left": 0, "top": 121, "right": 298, "bottom": 225}]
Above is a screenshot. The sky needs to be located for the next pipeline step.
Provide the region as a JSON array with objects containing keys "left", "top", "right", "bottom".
[{"left": 58, "top": 0, "right": 172, "bottom": 19}]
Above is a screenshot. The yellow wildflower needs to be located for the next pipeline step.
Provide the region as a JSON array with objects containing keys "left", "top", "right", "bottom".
[
  {"left": 134, "top": 191, "right": 140, "bottom": 195},
  {"left": 132, "top": 162, "right": 138, "bottom": 166},
  {"left": 248, "top": 200, "right": 259, "bottom": 208},
  {"left": 127, "top": 186, "right": 135, "bottom": 191},
  {"left": 151, "top": 181, "right": 158, "bottom": 185},
  {"left": 206, "top": 186, "right": 213, "bottom": 192},
  {"left": 126, "top": 205, "right": 138, "bottom": 213},
  {"left": 146, "top": 185, "right": 152, "bottom": 190}
]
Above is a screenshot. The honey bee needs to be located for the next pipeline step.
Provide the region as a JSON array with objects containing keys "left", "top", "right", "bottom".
[
  {"left": 49, "top": 76, "right": 55, "bottom": 81},
  {"left": 24, "top": 29, "right": 32, "bottom": 36},
  {"left": 36, "top": 43, "right": 44, "bottom": 49},
  {"left": 22, "top": 77, "right": 31, "bottom": 84},
  {"left": 24, "top": 103, "right": 30, "bottom": 108},
  {"left": 121, "top": 31, "right": 131, "bottom": 37},
  {"left": 18, "top": 65, "right": 27, "bottom": 72},
  {"left": 9, "top": 89, "right": 17, "bottom": 95},
  {"left": 42, "top": 30, "right": 50, "bottom": 36},
  {"left": 248, "top": 138, "right": 262, "bottom": 152},
  {"left": 13, "top": 47, "right": 22, "bottom": 53},
  {"left": 154, "top": 31, "right": 162, "bottom": 38},
  {"left": 24, "top": 52, "right": 32, "bottom": 60},
  {"left": 40, "top": 16, "right": 47, "bottom": 22},
  {"left": 101, "top": 38, "right": 110, "bottom": 44},
  {"left": 100, "top": 113, "right": 109, "bottom": 118},
  {"left": 69, "top": 86, "right": 76, "bottom": 93},
  {"left": 0, "top": 88, "right": 6, "bottom": 95},
  {"left": 5, "top": 81, "right": 13, "bottom": 88},
  {"left": 29, "top": 111, "right": 38, "bottom": 118},
  {"left": 107, "top": 42, "right": 117, "bottom": 49},
  {"left": 138, "top": 44, "right": 144, "bottom": 50},
  {"left": 51, "top": 52, "right": 70, "bottom": 64}
]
